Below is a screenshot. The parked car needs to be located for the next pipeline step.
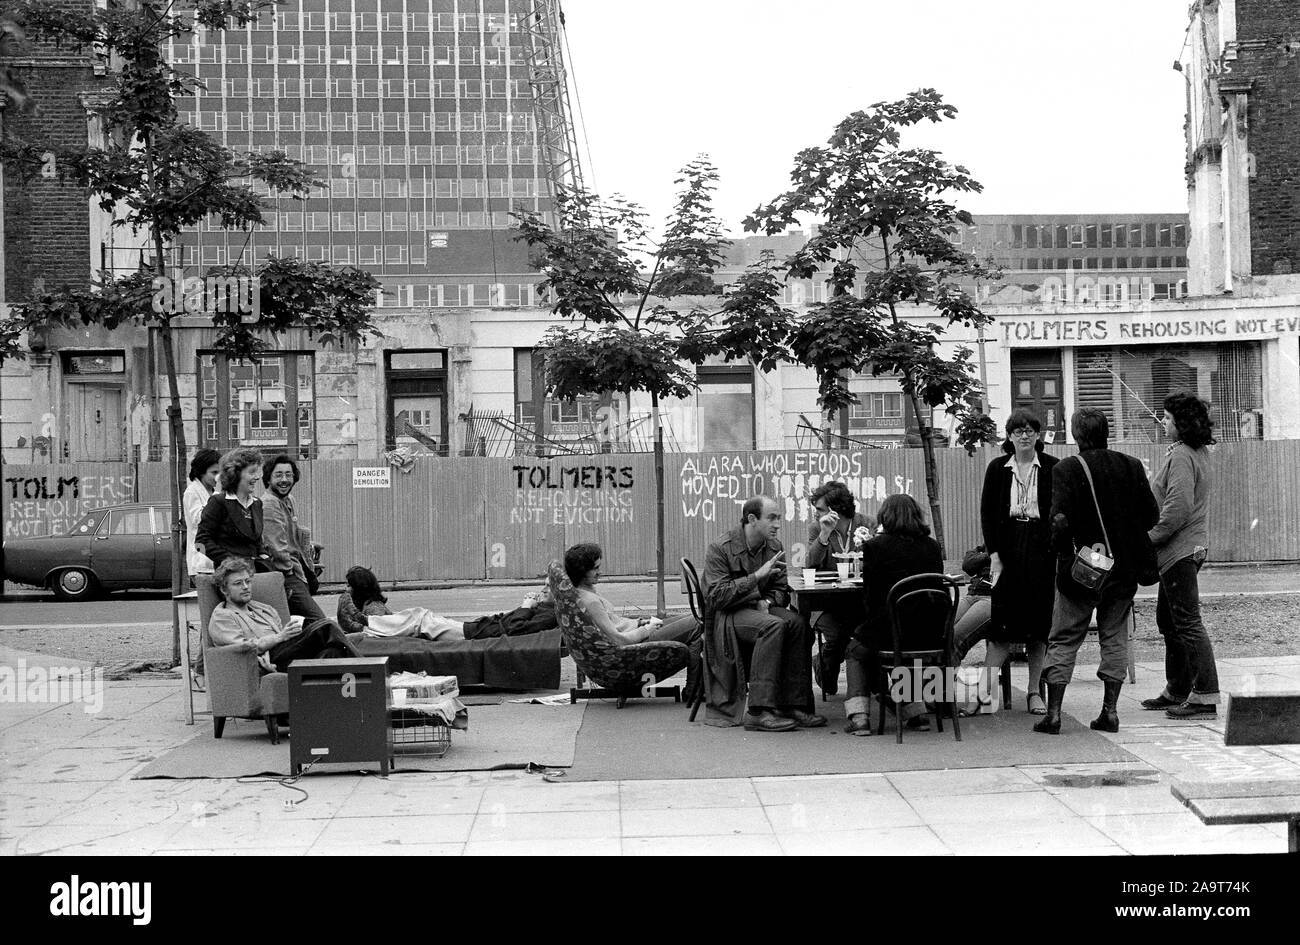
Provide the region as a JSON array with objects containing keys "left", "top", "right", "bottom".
[{"left": 2, "top": 503, "right": 175, "bottom": 600}]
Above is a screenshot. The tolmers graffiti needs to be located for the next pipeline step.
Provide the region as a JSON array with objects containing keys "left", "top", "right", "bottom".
[
  {"left": 679, "top": 452, "right": 911, "bottom": 524},
  {"left": 509, "top": 464, "right": 636, "bottom": 525},
  {"left": 3, "top": 470, "right": 136, "bottom": 539}
]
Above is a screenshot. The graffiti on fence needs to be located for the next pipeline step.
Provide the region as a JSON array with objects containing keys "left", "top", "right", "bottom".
[
  {"left": 508, "top": 463, "right": 637, "bottom": 525},
  {"left": 3, "top": 472, "right": 136, "bottom": 539},
  {"left": 678, "top": 452, "right": 912, "bottom": 524}
]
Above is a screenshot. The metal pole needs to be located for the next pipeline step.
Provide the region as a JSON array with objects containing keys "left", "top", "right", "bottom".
[{"left": 652, "top": 390, "right": 665, "bottom": 618}]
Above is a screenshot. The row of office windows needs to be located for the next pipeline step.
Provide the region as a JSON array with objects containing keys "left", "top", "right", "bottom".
[
  {"left": 176, "top": 43, "right": 531, "bottom": 67},
  {"left": 263, "top": 11, "right": 520, "bottom": 33},
  {"left": 188, "top": 77, "right": 530, "bottom": 99},
  {"left": 191, "top": 111, "right": 535, "bottom": 132},
  {"left": 1005, "top": 256, "right": 1188, "bottom": 271},
  {"left": 962, "top": 222, "right": 1187, "bottom": 250},
  {"left": 238, "top": 176, "right": 546, "bottom": 201}
]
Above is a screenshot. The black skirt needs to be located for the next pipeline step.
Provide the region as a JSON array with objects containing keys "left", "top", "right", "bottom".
[{"left": 988, "top": 518, "right": 1054, "bottom": 644}]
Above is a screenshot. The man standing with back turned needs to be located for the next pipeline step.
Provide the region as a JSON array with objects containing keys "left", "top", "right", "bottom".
[
  {"left": 702, "top": 496, "right": 826, "bottom": 732},
  {"left": 1036, "top": 408, "right": 1159, "bottom": 735}
]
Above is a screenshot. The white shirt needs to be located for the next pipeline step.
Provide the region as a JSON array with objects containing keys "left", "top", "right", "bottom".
[
  {"left": 183, "top": 479, "right": 214, "bottom": 574},
  {"left": 1004, "top": 452, "right": 1041, "bottom": 521}
]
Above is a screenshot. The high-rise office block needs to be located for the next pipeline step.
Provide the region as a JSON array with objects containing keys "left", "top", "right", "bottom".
[{"left": 170, "top": 0, "right": 580, "bottom": 309}]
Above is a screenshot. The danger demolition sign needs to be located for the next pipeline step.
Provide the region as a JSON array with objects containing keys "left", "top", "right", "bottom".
[{"left": 352, "top": 467, "right": 392, "bottom": 489}]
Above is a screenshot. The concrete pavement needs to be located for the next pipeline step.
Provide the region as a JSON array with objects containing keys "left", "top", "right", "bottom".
[{"left": 2, "top": 645, "right": 1298, "bottom": 856}]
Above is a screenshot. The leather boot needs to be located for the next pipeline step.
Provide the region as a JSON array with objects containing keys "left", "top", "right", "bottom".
[
  {"left": 1033, "top": 682, "right": 1066, "bottom": 735},
  {"left": 1090, "top": 678, "right": 1122, "bottom": 733}
]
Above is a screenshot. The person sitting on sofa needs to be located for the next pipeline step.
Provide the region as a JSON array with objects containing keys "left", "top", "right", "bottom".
[
  {"left": 208, "top": 557, "right": 360, "bottom": 674},
  {"left": 564, "top": 542, "right": 700, "bottom": 646},
  {"left": 337, "top": 565, "right": 562, "bottom": 641}
]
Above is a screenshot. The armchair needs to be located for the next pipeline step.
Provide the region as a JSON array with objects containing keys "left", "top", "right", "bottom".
[
  {"left": 196, "top": 572, "right": 292, "bottom": 743},
  {"left": 547, "top": 562, "right": 689, "bottom": 708}
]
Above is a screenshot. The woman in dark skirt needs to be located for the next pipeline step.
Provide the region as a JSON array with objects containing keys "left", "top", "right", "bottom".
[{"left": 980, "top": 408, "right": 1059, "bottom": 714}]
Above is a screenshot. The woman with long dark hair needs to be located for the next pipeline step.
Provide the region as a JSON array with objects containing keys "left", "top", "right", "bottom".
[
  {"left": 1141, "top": 391, "right": 1220, "bottom": 718},
  {"left": 842, "top": 493, "right": 944, "bottom": 735},
  {"left": 980, "top": 408, "right": 1059, "bottom": 714}
]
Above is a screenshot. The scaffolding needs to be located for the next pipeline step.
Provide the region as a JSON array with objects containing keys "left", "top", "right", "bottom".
[
  {"left": 521, "top": 0, "right": 585, "bottom": 218},
  {"left": 458, "top": 405, "right": 681, "bottom": 456}
]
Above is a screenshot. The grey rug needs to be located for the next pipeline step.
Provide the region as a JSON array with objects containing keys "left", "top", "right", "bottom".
[
  {"left": 134, "top": 702, "right": 586, "bottom": 779},
  {"left": 566, "top": 691, "right": 1137, "bottom": 781}
]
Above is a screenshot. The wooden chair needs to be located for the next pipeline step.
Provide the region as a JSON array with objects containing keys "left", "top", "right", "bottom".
[
  {"left": 196, "top": 572, "right": 292, "bottom": 744},
  {"left": 681, "top": 557, "right": 711, "bottom": 721},
  {"left": 874, "top": 573, "right": 963, "bottom": 744}
]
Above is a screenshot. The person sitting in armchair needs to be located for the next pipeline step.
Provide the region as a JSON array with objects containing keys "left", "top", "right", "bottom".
[
  {"left": 209, "top": 557, "right": 360, "bottom": 674},
  {"left": 565, "top": 542, "right": 699, "bottom": 646}
]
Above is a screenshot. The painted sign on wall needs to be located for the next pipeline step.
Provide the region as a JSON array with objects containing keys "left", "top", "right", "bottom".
[{"left": 2, "top": 466, "right": 136, "bottom": 539}]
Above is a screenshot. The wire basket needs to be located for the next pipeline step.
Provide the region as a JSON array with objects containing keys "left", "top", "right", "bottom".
[{"left": 389, "top": 709, "right": 452, "bottom": 758}]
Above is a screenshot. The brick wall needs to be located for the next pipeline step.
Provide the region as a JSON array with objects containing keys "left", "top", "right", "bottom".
[
  {"left": 1, "top": 0, "right": 109, "bottom": 299},
  {"left": 1235, "top": 0, "right": 1300, "bottom": 276}
]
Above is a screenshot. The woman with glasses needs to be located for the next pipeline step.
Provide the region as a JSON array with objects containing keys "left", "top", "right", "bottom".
[{"left": 979, "top": 409, "right": 1059, "bottom": 714}]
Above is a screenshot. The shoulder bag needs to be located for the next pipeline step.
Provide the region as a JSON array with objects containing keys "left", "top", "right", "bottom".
[{"left": 1069, "top": 455, "right": 1116, "bottom": 592}]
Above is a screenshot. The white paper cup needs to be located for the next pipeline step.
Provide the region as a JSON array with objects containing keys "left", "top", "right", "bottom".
[
  {"left": 802, "top": 568, "right": 817, "bottom": 586},
  {"left": 392, "top": 688, "right": 408, "bottom": 706},
  {"left": 837, "top": 561, "right": 851, "bottom": 581}
]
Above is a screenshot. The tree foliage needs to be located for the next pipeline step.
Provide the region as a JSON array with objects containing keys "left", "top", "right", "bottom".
[
  {"left": 747, "top": 89, "right": 1002, "bottom": 552},
  {"left": 511, "top": 155, "right": 786, "bottom": 407}
]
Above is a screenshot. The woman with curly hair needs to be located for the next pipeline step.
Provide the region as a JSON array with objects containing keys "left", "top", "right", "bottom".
[
  {"left": 1141, "top": 391, "right": 1220, "bottom": 718},
  {"left": 196, "top": 448, "right": 274, "bottom": 572}
]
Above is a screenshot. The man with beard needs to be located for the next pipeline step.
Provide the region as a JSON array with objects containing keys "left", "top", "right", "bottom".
[{"left": 261, "top": 454, "right": 327, "bottom": 622}]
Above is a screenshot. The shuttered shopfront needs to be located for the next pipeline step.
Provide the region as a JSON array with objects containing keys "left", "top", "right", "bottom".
[{"left": 1073, "top": 342, "right": 1264, "bottom": 443}]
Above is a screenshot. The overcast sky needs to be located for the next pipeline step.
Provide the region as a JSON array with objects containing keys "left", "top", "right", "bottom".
[{"left": 559, "top": 0, "right": 1193, "bottom": 236}]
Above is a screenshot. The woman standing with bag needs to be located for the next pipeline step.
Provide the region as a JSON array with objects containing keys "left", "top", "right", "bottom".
[
  {"left": 979, "top": 409, "right": 1058, "bottom": 714},
  {"left": 1141, "top": 392, "right": 1220, "bottom": 718}
]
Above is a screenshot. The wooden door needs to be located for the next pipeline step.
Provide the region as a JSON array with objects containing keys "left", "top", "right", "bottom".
[{"left": 68, "top": 384, "right": 125, "bottom": 461}]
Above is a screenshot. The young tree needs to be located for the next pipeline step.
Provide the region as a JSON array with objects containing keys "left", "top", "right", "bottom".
[
  {"left": 746, "top": 89, "right": 1000, "bottom": 555},
  {"left": 512, "top": 155, "right": 790, "bottom": 611},
  {"left": 0, "top": 1, "right": 380, "bottom": 664}
]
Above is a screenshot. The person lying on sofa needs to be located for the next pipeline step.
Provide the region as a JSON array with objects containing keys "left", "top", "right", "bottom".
[
  {"left": 336, "top": 565, "right": 560, "bottom": 641},
  {"left": 208, "top": 557, "right": 361, "bottom": 673}
]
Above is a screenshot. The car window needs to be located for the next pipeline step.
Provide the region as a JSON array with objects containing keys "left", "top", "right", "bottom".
[
  {"left": 108, "top": 509, "right": 153, "bottom": 536},
  {"left": 151, "top": 507, "right": 173, "bottom": 534},
  {"left": 71, "top": 511, "right": 104, "bottom": 536}
]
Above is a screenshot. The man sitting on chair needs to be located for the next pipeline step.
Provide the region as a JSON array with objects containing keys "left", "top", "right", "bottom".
[
  {"left": 208, "top": 557, "right": 360, "bottom": 674},
  {"left": 702, "top": 495, "right": 826, "bottom": 733}
]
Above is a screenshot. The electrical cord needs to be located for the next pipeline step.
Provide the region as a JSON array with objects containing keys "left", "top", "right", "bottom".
[{"left": 237, "top": 756, "right": 319, "bottom": 808}]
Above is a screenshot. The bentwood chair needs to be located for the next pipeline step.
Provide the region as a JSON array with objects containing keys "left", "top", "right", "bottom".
[
  {"left": 681, "top": 558, "right": 710, "bottom": 721},
  {"left": 874, "top": 573, "right": 963, "bottom": 744}
]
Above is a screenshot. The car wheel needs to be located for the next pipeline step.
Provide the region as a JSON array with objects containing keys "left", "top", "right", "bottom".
[{"left": 52, "top": 568, "right": 99, "bottom": 602}]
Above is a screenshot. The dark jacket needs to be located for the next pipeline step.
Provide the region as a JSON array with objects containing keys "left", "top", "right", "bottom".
[
  {"left": 980, "top": 450, "right": 1059, "bottom": 558},
  {"left": 805, "top": 512, "right": 877, "bottom": 571},
  {"left": 1050, "top": 448, "right": 1159, "bottom": 594},
  {"left": 699, "top": 525, "right": 790, "bottom": 726},
  {"left": 196, "top": 493, "right": 268, "bottom": 568},
  {"left": 858, "top": 532, "right": 944, "bottom": 649}
]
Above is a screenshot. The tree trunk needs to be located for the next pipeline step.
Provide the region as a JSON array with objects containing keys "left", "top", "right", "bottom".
[
  {"left": 905, "top": 381, "right": 946, "bottom": 558},
  {"left": 153, "top": 234, "right": 188, "bottom": 669},
  {"left": 651, "top": 390, "right": 666, "bottom": 618}
]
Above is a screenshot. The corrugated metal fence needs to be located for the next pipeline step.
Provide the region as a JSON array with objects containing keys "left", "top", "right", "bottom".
[{"left": 5, "top": 441, "right": 1299, "bottom": 580}]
